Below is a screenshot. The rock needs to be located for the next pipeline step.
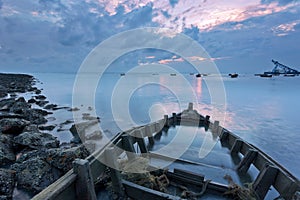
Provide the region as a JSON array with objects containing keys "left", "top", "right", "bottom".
[
  {"left": 36, "top": 100, "right": 49, "bottom": 107},
  {"left": 14, "top": 131, "right": 59, "bottom": 150},
  {"left": 15, "top": 149, "right": 46, "bottom": 163},
  {"left": 0, "top": 134, "right": 15, "bottom": 166},
  {"left": 38, "top": 125, "right": 56, "bottom": 131},
  {"left": 0, "top": 74, "right": 34, "bottom": 94},
  {"left": 9, "top": 97, "right": 30, "bottom": 114},
  {"left": 82, "top": 113, "right": 100, "bottom": 120},
  {"left": 46, "top": 145, "right": 89, "bottom": 173},
  {"left": 0, "top": 118, "right": 30, "bottom": 135},
  {"left": 21, "top": 109, "right": 49, "bottom": 124},
  {"left": 11, "top": 157, "right": 62, "bottom": 194},
  {"left": 67, "top": 107, "right": 80, "bottom": 112},
  {"left": 0, "top": 85, "right": 8, "bottom": 98},
  {"left": 44, "top": 104, "right": 57, "bottom": 110},
  {"left": 27, "top": 98, "right": 37, "bottom": 104},
  {"left": 0, "top": 98, "right": 15, "bottom": 111},
  {"left": 35, "top": 95, "right": 46, "bottom": 100},
  {"left": 0, "top": 168, "right": 15, "bottom": 198},
  {"left": 22, "top": 124, "right": 39, "bottom": 132},
  {"left": 86, "top": 130, "right": 102, "bottom": 140},
  {"left": 35, "top": 89, "right": 42, "bottom": 94}
]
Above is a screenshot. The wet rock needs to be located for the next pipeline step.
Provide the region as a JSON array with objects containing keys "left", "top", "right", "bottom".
[
  {"left": 14, "top": 131, "right": 59, "bottom": 150},
  {"left": 86, "top": 130, "right": 102, "bottom": 140},
  {"left": 35, "top": 89, "right": 42, "bottom": 94},
  {"left": 11, "top": 157, "right": 62, "bottom": 194},
  {"left": 35, "top": 95, "right": 46, "bottom": 100},
  {"left": 22, "top": 124, "right": 39, "bottom": 132},
  {"left": 21, "top": 109, "right": 49, "bottom": 124},
  {"left": 0, "top": 98, "right": 15, "bottom": 111},
  {"left": 52, "top": 106, "right": 69, "bottom": 111},
  {"left": 44, "top": 104, "right": 57, "bottom": 110},
  {"left": 0, "top": 134, "right": 15, "bottom": 166},
  {"left": 82, "top": 113, "right": 100, "bottom": 120},
  {"left": 0, "top": 118, "right": 30, "bottom": 135},
  {"left": 67, "top": 107, "right": 80, "bottom": 112},
  {"left": 38, "top": 125, "right": 56, "bottom": 131},
  {"left": 0, "top": 86, "right": 7, "bottom": 98},
  {"left": 0, "top": 74, "right": 34, "bottom": 94},
  {"left": 27, "top": 98, "right": 37, "bottom": 104},
  {"left": 0, "top": 168, "right": 15, "bottom": 198},
  {"left": 46, "top": 145, "right": 89, "bottom": 173},
  {"left": 36, "top": 100, "right": 49, "bottom": 107},
  {"left": 9, "top": 97, "right": 30, "bottom": 114}
]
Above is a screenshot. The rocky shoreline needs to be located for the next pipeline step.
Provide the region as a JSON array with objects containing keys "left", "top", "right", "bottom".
[{"left": 0, "top": 73, "right": 97, "bottom": 199}]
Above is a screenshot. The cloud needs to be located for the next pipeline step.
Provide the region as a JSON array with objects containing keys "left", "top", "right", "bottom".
[
  {"left": 261, "top": 0, "right": 296, "bottom": 5},
  {"left": 272, "top": 20, "right": 300, "bottom": 36}
]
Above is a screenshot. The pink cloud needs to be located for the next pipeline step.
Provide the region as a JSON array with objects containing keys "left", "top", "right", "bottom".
[{"left": 272, "top": 20, "right": 300, "bottom": 36}]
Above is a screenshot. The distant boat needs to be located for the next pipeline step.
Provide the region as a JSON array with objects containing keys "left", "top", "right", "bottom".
[
  {"left": 260, "top": 74, "right": 272, "bottom": 78},
  {"left": 170, "top": 73, "right": 176, "bottom": 76},
  {"left": 228, "top": 73, "right": 238, "bottom": 78},
  {"left": 284, "top": 74, "right": 296, "bottom": 77},
  {"left": 120, "top": 73, "right": 125, "bottom": 76},
  {"left": 195, "top": 73, "right": 201, "bottom": 78}
]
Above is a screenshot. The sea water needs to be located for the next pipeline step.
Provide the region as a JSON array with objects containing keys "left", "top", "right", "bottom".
[{"left": 33, "top": 72, "right": 300, "bottom": 181}]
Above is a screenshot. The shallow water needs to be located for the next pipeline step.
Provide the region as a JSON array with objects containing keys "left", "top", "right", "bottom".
[{"left": 33, "top": 72, "right": 300, "bottom": 180}]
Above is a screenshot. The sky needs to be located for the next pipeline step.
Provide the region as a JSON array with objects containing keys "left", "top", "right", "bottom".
[{"left": 0, "top": 0, "right": 299, "bottom": 74}]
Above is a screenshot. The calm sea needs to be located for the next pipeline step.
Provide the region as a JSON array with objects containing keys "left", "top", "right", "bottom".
[{"left": 33, "top": 72, "right": 300, "bottom": 180}]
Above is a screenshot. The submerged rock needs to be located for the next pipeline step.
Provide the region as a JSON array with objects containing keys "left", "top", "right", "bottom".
[
  {"left": 14, "top": 131, "right": 59, "bottom": 150},
  {"left": 38, "top": 125, "right": 56, "bottom": 131},
  {"left": 0, "top": 168, "right": 16, "bottom": 199}
]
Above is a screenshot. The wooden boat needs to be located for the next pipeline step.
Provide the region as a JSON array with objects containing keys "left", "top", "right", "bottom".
[{"left": 33, "top": 103, "right": 300, "bottom": 200}]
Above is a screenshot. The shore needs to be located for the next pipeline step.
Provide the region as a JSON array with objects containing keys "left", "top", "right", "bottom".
[{"left": 0, "top": 73, "right": 100, "bottom": 199}]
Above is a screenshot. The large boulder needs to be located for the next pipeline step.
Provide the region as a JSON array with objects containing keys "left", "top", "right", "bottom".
[
  {"left": 46, "top": 145, "right": 89, "bottom": 173},
  {"left": 0, "top": 118, "right": 30, "bottom": 135},
  {"left": 0, "top": 168, "right": 15, "bottom": 199},
  {"left": 0, "top": 134, "right": 15, "bottom": 166},
  {"left": 14, "top": 131, "right": 59, "bottom": 150},
  {"left": 11, "top": 157, "right": 62, "bottom": 194}
]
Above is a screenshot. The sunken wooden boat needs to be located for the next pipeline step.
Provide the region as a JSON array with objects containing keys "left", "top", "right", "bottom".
[{"left": 33, "top": 103, "right": 300, "bottom": 200}]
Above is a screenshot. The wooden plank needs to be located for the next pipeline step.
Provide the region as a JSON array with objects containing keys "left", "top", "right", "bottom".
[
  {"left": 252, "top": 164, "right": 279, "bottom": 200},
  {"left": 273, "top": 171, "right": 300, "bottom": 199},
  {"left": 73, "top": 159, "right": 97, "bottom": 200},
  {"left": 230, "top": 139, "right": 243, "bottom": 154},
  {"left": 104, "top": 147, "right": 124, "bottom": 196},
  {"left": 173, "top": 168, "right": 204, "bottom": 182},
  {"left": 237, "top": 149, "right": 258, "bottom": 174},
  {"left": 31, "top": 171, "right": 77, "bottom": 200},
  {"left": 122, "top": 180, "right": 181, "bottom": 200},
  {"left": 166, "top": 171, "right": 228, "bottom": 194}
]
